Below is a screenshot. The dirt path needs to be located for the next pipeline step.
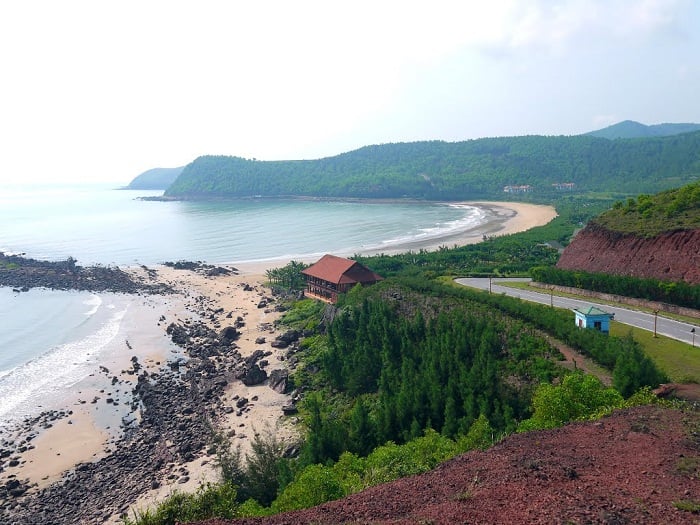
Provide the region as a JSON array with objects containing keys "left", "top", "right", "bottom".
[{"left": 541, "top": 333, "right": 613, "bottom": 385}]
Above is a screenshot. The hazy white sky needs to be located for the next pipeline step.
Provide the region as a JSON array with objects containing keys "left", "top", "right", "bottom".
[{"left": 1, "top": 0, "right": 699, "bottom": 185}]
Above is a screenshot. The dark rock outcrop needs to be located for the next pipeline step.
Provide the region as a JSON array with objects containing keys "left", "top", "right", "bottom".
[
  {"left": 268, "top": 369, "right": 289, "bottom": 394},
  {"left": 270, "top": 330, "right": 300, "bottom": 349},
  {"left": 0, "top": 253, "right": 173, "bottom": 294},
  {"left": 241, "top": 364, "right": 267, "bottom": 386}
]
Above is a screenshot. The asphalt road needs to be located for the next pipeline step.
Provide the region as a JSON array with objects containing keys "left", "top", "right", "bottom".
[{"left": 454, "top": 277, "right": 699, "bottom": 347}]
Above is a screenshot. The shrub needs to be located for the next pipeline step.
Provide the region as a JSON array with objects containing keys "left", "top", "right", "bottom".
[
  {"left": 122, "top": 483, "right": 238, "bottom": 525},
  {"left": 517, "top": 372, "right": 624, "bottom": 432},
  {"left": 272, "top": 464, "right": 344, "bottom": 512}
]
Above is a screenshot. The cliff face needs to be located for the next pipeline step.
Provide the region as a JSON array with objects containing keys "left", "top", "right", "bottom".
[{"left": 556, "top": 223, "right": 700, "bottom": 284}]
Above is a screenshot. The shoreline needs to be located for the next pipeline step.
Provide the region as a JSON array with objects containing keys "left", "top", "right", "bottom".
[
  {"left": 226, "top": 201, "right": 557, "bottom": 275},
  {"left": 0, "top": 200, "right": 556, "bottom": 523}
]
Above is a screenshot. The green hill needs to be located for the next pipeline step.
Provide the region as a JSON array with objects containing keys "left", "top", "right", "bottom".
[
  {"left": 591, "top": 180, "right": 700, "bottom": 237},
  {"left": 124, "top": 166, "right": 184, "bottom": 190},
  {"left": 585, "top": 120, "right": 700, "bottom": 139},
  {"left": 165, "top": 132, "right": 700, "bottom": 200}
]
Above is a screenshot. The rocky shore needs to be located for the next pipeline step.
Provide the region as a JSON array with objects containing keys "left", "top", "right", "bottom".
[
  {"left": 0, "top": 252, "right": 173, "bottom": 294},
  {"left": 0, "top": 261, "right": 302, "bottom": 524}
]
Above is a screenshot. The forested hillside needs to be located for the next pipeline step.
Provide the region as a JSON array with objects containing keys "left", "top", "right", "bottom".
[{"left": 164, "top": 132, "right": 700, "bottom": 200}]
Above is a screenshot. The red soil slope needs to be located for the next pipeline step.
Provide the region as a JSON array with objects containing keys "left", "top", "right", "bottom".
[
  {"left": 195, "top": 405, "right": 700, "bottom": 525},
  {"left": 555, "top": 224, "right": 700, "bottom": 285}
]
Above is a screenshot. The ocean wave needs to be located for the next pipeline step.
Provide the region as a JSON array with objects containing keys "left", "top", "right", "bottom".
[
  {"left": 83, "top": 294, "right": 102, "bottom": 316},
  {"left": 0, "top": 306, "right": 127, "bottom": 426},
  {"left": 375, "top": 204, "right": 486, "bottom": 248}
]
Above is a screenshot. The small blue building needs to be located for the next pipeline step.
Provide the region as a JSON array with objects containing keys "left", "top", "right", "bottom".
[{"left": 573, "top": 306, "right": 614, "bottom": 334}]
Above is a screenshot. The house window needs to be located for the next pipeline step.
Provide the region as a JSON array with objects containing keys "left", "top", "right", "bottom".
[{"left": 594, "top": 321, "right": 602, "bottom": 331}]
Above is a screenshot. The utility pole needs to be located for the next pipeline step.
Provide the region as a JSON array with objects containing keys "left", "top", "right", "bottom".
[
  {"left": 550, "top": 286, "right": 554, "bottom": 308},
  {"left": 653, "top": 310, "right": 659, "bottom": 338},
  {"left": 692, "top": 327, "right": 696, "bottom": 347},
  {"left": 489, "top": 276, "right": 492, "bottom": 294}
]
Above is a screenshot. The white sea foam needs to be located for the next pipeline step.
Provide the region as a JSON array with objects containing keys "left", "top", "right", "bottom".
[
  {"left": 83, "top": 294, "right": 102, "bottom": 316},
  {"left": 0, "top": 306, "right": 127, "bottom": 428},
  {"left": 375, "top": 204, "right": 486, "bottom": 248}
]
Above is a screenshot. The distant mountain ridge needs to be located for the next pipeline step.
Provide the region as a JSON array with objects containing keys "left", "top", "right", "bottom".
[
  {"left": 163, "top": 132, "right": 700, "bottom": 200},
  {"left": 124, "top": 166, "right": 184, "bottom": 190},
  {"left": 585, "top": 120, "right": 700, "bottom": 139}
]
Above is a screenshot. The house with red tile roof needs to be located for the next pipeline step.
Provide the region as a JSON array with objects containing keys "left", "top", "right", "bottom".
[{"left": 301, "top": 254, "right": 383, "bottom": 303}]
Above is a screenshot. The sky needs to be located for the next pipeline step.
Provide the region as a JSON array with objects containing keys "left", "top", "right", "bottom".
[{"left": 1, "top": 0, "right": 699, "bottom": 185}]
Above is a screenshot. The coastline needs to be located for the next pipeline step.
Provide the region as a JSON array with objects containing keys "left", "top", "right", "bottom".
[
  {"left": 227, "top": 201, "right": 558, "bottom": 274},
  {"left": 0, "top": 200, "right": 556, "bottom": 523}
]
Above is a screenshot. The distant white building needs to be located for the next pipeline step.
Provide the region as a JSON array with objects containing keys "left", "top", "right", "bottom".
[
  {"left": 552, "top": 182, "right": 575, "bottom": 191},
  {"left": 503, "top": 185, "right": 533, "bottom": 193}
]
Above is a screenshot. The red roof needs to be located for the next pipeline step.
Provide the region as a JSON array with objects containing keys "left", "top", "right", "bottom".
[{"left": 301, "top": 254, "right": 382, "bottom": 285}]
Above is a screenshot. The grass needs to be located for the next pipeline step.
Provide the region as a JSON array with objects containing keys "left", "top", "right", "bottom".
[
  {"left": 673, "top": 499, "right": 700, "bottom": 513},
  {"left": 609, "top": 322, "right": 700, "bottom": 383},
  {"left": 448, "top": 277, "right": 700, "bottom": 383},
  {"left": 676, "top": 456, "right": 700, "bottom": 478}
]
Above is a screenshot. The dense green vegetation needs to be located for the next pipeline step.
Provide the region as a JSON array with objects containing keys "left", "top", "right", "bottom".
[
  {"left": 219, "top": 278, "right": 663, "bottom": 517},
  {"left": 305, "top": 281, "right": 563, "bottom": 462},
  {"left": 435, "top": 280, "right": 667, "bottom": 395},
  {"left": 516, "top": 373, "right": 657, "bottom": 432},
  {"left": 165, "top": 132, "right": 700, "bottom": 200},
  {"left": 591, "top": 180, "right": 700, "bottom": 236},
  {"left": 531, "top": 266, "right": 700, "bottom": 309},
  {"left": 265, "top": 260, "right": 309, "bottom": 290}
]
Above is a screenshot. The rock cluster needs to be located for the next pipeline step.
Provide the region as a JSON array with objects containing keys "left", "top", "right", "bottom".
[
  {"left": 0, "top": 276, "right": 297, "bottom": 524},
  {"left": 0, "top": 252, "right": 173, "bottom": 294},
  {"left": 162, "top": 260, "right": 234, "bottom": 277}
]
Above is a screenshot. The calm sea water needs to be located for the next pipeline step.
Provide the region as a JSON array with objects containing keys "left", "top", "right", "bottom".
[{"left": 0, "top": 182, "right": 489, "bottom": 429}]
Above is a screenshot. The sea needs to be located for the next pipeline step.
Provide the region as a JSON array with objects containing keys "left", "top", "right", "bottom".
[{"left": 0, "top": 182, "right": 492, "bottom": 431}]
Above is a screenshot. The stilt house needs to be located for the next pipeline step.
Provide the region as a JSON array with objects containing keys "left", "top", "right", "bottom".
[{"left": 301, "top": 254, "right": 383, "bottom": 303}]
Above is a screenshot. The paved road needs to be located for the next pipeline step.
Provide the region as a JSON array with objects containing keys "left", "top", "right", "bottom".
[{"left": 454, "top": 277, "right": 699, "bottom": 347}]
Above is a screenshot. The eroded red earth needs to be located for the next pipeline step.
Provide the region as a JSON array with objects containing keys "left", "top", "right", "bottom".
[{"left": 195, "top": 405, "right": 700, "bottom": 525}]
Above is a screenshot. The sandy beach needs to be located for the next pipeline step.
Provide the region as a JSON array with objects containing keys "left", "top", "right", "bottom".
[{"left": 0, "top": 200, "right": 556, "bottom": 523}]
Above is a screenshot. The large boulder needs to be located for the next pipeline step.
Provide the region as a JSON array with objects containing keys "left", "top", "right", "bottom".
[
  {"left": 242, "top": 364, "right": 268, "bottom": 386},
  {"left": 271, "top": 330, "right": 300, "bottom": 348},
  {"left": 218, "top": 326, "right": 240, "bottom": 345},
  {"left": 268, "top": 369, "right": 289, "bottom": 393}
]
